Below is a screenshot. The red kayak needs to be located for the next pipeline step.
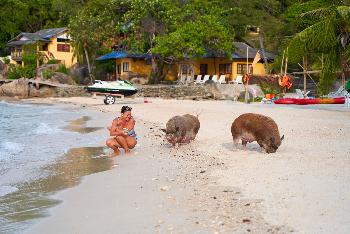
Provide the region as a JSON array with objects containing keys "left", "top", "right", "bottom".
[{"left": 274, "top": 97, "right": 345, "bottom": 105}]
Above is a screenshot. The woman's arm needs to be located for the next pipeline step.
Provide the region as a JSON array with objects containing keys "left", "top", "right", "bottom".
[
  {"left": 109, "top": 120, "right": 126, "bottom": 136},
  {"left": 125, "top": 118, "right": 135, "bottom": 132}
]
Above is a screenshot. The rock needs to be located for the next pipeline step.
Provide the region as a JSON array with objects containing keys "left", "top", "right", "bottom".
[
  {"left": 160, "top": 186, "right": 170, "bottom": 191},
  {"left": 36, "top": 64, "right": 60, "bottom": 76},
  {"left": 48, "top": 72, "right": 75, "bottom": 85},
  {"left": 0, "top": 78, "right": 29, "bottom": 98},
  {"left": 69, "top": 64, "right": 89, "bottom": 84},
  {"left": 130, "top": 77, "right": 147, "bottom": 85}
]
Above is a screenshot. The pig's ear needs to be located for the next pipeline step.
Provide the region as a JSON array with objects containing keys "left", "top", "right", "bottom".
[
  {"left": 281, "top": 135, "right": 285, "bottom": 141},
  {"left": 161, "top": 128, "right": 167, "bottom": 133}
]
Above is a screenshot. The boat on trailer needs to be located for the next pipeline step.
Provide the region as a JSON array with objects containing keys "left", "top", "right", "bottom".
[{"left": 86, "top": 80, "right": 138, "bottom": 105}]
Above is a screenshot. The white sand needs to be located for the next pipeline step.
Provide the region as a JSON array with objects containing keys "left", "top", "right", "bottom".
[{"left": 27, "top": 97, "right": 350, "bottom": 233}]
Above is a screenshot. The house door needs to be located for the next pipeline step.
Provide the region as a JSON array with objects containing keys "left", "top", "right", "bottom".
[
  {"left": 117, "top": 64, "right": 121, "bottom": 74},
  {"left": 200, "top": 64, "right": 208, "bottom": 75}
]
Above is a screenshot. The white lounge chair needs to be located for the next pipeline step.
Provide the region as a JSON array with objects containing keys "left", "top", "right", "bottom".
[
  {"left": 295, "top": 89, "right": 310, "bottom": 98},
  {"left": 177, "top": 75, "right": 186, "bottom": 85},
  {"left": 199, "top": 75, "right": 210, "bottom": 84},
  {"left": 218, "top": 75, "right": 226, "bottom": 84},
  {"left": 194, "top": 75, "right": 202, "bottom": 84},
  {"left": 325, "top": 86, "right": 348, "bottom": 97},
  {"left": 211, "top": 75, "right": 218, "bottom": 83},
  {"left": 234, "top": 75, "right": 243, "bottom": 84}
]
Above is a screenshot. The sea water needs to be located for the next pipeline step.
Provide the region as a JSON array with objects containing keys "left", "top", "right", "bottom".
[{"left": 0, "top": 101, "right": 113, "bottom": 233}]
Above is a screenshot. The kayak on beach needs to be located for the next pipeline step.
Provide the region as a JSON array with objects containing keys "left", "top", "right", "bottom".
[{"left": 274, "top": 97, "right": 346, "bottom": 105}]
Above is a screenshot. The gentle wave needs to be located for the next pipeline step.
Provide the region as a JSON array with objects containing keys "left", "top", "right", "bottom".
[
  {"left": 33, "top": 123, "right": 61, "bottom": 135},
  {"left": 0, "top": 142, "right": 24, "bottom": 156}
]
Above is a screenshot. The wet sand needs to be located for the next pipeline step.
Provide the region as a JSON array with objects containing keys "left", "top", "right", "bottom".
[{"left": 25, "top": 96, "right": 350, "bottom": 234}]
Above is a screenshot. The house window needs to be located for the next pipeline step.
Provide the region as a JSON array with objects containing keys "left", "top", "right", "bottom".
[
  {"left": 219, "top": 63, "right": 232, "bottom": 74},
  {"left": 199, "top": 64, "right": 208, "bottom": 75},
  {"left": 41, "top": 43, "right": 48, "bottom": 51},
  {"left": 237, "top": 64, "right": 253, "bottom": 74},
  {"left": 57, "top": 38, "right": 70, "bottom": 43},
  {"left": 123, "top": 62, "right": 129, "bottom": 72},
  {"left": 57, "top": 44, "right": 70, "bottom": 52}
]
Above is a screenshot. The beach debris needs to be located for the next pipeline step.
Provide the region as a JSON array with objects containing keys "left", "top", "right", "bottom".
[
  {"left": 161, "top": 114, "right": 200, "bottom": 146},
  {"left": 242, "top": 219, "right": 251, "bottom": 223},
  {"left": 160, "top": 186, "right": 171, "bottom": 191},
  {"left": 231, "top": 113, "right": 284, "bottom": 153}
]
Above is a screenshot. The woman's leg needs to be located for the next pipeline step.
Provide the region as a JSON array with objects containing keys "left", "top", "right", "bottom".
[
  {"left": 116, "top": 136, "right": 130, "bottom": 154},
  {"left": 106, "top": 138, "right": 121, "bottom": 156},
  {"left": 125, "top": 136, "right": 137, "bottom": 149}
]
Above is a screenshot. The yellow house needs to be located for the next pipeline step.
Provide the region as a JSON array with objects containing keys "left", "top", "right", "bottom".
[
  {"left": 179, "top": 42, "right": 274, "bottom": 82},
  {"left": 96, "top": 42, "right": 274, "bottom": 82},
  {"left": 7, "top": 28, "right": 77, "bottom": 68}
]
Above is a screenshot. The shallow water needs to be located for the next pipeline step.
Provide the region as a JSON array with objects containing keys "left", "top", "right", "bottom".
[{"left": 0, "top": 101, "right": 113, "bottom": 233}]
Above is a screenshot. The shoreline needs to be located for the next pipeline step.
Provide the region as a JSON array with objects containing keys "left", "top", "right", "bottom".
[{"left": 19, "top": 96, "right": 350, "bottom": 233}]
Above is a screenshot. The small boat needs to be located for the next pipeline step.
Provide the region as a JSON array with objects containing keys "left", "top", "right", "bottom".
[
  {"left": 86, "top": 80, "right": 138, "bottom": 96},
  {"left": 274, "top": 97, "right": 345, "bottom": 105}
]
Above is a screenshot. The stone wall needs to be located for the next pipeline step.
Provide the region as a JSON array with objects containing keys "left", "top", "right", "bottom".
[{"left": 134, "top": 84, "right": 263, "bottom": 100}]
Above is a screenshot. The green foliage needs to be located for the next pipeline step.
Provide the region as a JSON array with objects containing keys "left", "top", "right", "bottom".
[
  {"left": 57, "top": 64, "right": 68, "bottom": 74},
  {"left": 287, "top": 3, "right": 350, "bottom": 94},
  {"left": 260, "top": 83, "right": 280, "bottom": 95},
  {"left": 22, "top": 52, "right": 38, "bottom": 66},
  {"left": 8, "top": 64, "right": 36, "bottom": 79},
  {"left": 42, "top": 70, "right": 54, "bottom": 79},
  {"left": 47, "top": 59, "right": 59, "bottom": 64},
  {"left": 3, "top": 57, "right": 10, "bottom": 64}
]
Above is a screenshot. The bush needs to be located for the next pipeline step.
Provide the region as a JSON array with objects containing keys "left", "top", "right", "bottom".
[
  {"left": 8, "top": 65, "right": 36, "bottom": 79},
  {"left": 57, "top": 65, "right": 68, "bottom": 74},
  {"left": 22, "top": 53, "right": 37, "bottom": 66},
  {"left": 3, "top": 57, "right": 10, "bottom": 64},
  {"left": 47, "top": 59, "right": 59, "bottom": 64},
  {"left": 42, "top": 70, "right": 54, "bottom": 79}
]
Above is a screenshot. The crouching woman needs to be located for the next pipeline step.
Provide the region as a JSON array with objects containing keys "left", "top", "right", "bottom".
[{"left": 106, "top": 106, "right": 137, "bottom": 156}]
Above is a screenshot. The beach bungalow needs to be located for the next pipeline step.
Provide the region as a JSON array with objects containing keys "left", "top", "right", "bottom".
[
  {"left": 97, "top": 42, "right": 274, "bottom": 82},
  {"left": 7, "top": 28, "right": 77, "bottom": 68},
  {"left": 179, "top": 42, "right": 274, "bottom": 82}
]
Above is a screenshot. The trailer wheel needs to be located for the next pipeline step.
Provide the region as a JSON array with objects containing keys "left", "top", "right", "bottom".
[{"left": 104, "top": 95, "right": 115, "bottom": 105}]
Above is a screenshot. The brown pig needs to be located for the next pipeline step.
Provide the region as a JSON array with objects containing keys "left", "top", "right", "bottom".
[
  {"left": 162, "top": 114, "right": 200, "bottom": 146},
  {"left": 231, "top": 113, "right": 284, "bottom": 153}
]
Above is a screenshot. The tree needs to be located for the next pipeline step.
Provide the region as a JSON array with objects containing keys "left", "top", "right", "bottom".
[
  {"left": 69, "top": 0, "right": 128, "bottom": 82},
  {"left": 287, "top": 2, "right": 350, "bottom": 94}
]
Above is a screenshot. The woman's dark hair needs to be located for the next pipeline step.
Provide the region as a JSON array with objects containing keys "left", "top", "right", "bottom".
[{"left": 121, "top": 106, "right": 132, "bottom": 113}]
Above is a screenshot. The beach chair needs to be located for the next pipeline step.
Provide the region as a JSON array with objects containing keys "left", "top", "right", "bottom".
[
  {"left": 325, "top": 86, "right": 347, "bottom": 97},
  {"left": 211, "top": 75, "right": 218, "bottom": 83},
  {"left": 234, "top": 75, "right": 243, "bottom": 84},
  {"left": 177, "top": 75, "right": 186, "bottom": 85},
  {"left": 295, "top": 89, "right": 310, "bottom": 98},
  {"left": 199, "top": 75, "right": 210, "bottom": 84},
  {"left": 218, "top": 75, "right": 226, "bottom": 84},
  {"left": 194, "top": 75, "right": 202, "bottom": 84}
]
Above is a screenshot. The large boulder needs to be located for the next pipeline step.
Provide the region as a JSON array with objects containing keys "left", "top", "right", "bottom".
[
  {"left": 0, "top": 78, "right": 29, "bottom": 98},
  {"left": 48, "top": 72, "right": 75, "bottom": 85},
  {"left": 69, "top": 64, "right": 89, "bottom": 84}
]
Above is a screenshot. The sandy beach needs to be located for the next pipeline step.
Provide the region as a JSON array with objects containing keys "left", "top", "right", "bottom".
[{"left": 25, "top": 96, "right": 350, "bottom": 234}]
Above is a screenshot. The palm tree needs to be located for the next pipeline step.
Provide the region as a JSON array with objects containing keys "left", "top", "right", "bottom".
[{"left": 287, "top": 3, "right": 350, "bottom": 94}]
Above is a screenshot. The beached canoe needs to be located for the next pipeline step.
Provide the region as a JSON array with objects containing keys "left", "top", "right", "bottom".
[{"left": 274, "top": 97, "right": 345, "bottom": 105}]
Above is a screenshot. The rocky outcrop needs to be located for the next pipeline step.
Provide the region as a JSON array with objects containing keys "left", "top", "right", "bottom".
[
  {"left": 48, "top": 72, "right": 76, "bottom": 85},
  {"left": 0, "top": 78, "right": 86, "bottom": 98}
]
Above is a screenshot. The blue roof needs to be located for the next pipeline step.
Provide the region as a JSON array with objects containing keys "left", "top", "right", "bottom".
[{"left": 96, "top": 51, "right": 152, "bottom": 61}]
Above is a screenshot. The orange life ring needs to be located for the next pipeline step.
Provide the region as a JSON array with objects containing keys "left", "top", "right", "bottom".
[
  {"left": 243, "top": 74, "right": 250, "bottom": 84},
  {"left": 279, "top": 75, "right": 292, "bottom": 89}
]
